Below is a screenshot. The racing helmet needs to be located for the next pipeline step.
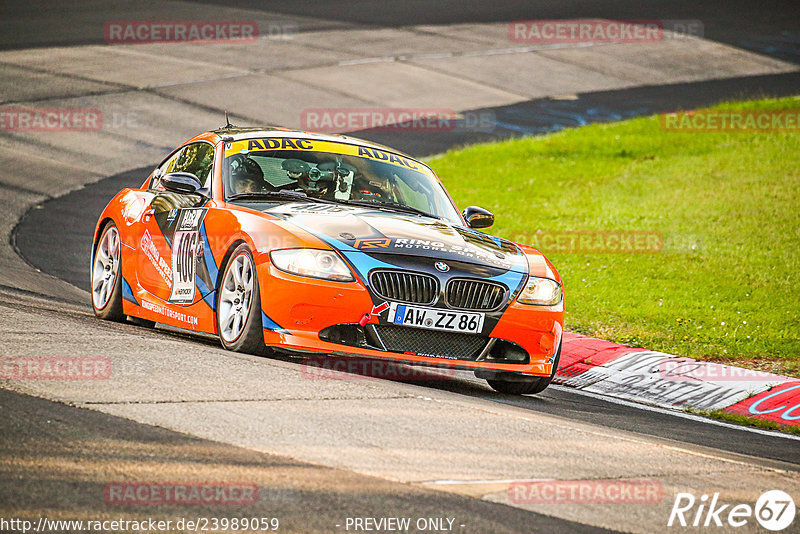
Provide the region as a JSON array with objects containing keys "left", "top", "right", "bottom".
[{"left": 230, "top": 154, "right": 264, "bottom": 194}]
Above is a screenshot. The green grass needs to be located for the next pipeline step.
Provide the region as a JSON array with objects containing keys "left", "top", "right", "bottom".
[
  {"left": 429, "top": 97, "right": 800, "bottom": 375},
  {"left": 685, "top": 407, "right": 800, "bottom": 436}
]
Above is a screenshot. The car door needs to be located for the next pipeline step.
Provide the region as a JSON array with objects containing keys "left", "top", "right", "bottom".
[{"left": 136, "top": 142, "right": 215, "bottom": 307}]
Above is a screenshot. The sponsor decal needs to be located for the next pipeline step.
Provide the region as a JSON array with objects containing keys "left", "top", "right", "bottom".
[
  {"left": 356, "top": 147, "right": 419, "bottom": 170},
  {"left": 416, "top": 352, "right": 459, "bottom": 360},
  {"left": 660, "top": 110, "right": 800, "bottom": 133},
  {"left": 579, "top": 351, "right": 792, "bottom": 411},
  {"left": 390, "top": 238, "right": 513, "bottom": 268},
  {"left": 141, "top": 299, "right": 198, "bottom": 327},
  {"left": 659, "top": 358, "right": 787, "bottom": 382},
  {"left": 554, "top": 335, "right": 800, "bottom": 426},
  {"left": 140, "top": 229, "right": 172, "bottom": 285},
  {"left": 223, "top": 138, "right": 430, "bottom": 173},
  {"left": 509, "top": 479, "right": 663, "bottom": 504},
  {"left": 166, "top": 208, "right": 178, "bottom": 226},
  {"left": 723, "top": 382, "right": 800, "bottom": 425},
  {"left": 177, "top": 208, "right": 204, "bottom": 231},
  {"left": 104, "top": 482, "right": 258, "bottom": 505},
  {"left": 122, "top": 196, "right": 146, "bottom": 225},
  {"left": 354, "top": 238, "right": 392, "bottom": 250},
  {"left": 169, "top": 209, "right": 207, "bottom": 304},
  {"left": 267, "top": 203, "right": 354, "bottom": 217},
  {"left": 1, "top": 356, "right": 111, "bottom": 380},
  {"left": 246, "top": 138, "right": 314, "bottom": 151}
]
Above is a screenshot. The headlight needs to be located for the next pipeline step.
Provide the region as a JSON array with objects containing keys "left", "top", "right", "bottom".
[
  {"left": 270, "top": 248, "right": 355, "bottom": 282},
  {"left": 518, "top": 277, "right": 562, "bottom": 305}
]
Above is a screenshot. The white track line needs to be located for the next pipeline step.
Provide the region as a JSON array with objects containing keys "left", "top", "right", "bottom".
[{"left": 550, "top": 385, "right": 800, "bottom": 441}]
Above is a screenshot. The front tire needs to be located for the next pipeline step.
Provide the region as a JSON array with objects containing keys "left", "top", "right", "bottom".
[
  {"left": 216, "top": 244, "right": 266, "bottom": 355},
  {"left": 486, "top": 344, "right": 561, "bottom": 395},
  {"left": 91, "top": 222, "right": 124, "bottom": 321}
]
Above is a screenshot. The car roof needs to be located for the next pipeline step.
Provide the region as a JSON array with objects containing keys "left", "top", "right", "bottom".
[{"left": 208, "top": 126, "right": 419, "bottom": 161}]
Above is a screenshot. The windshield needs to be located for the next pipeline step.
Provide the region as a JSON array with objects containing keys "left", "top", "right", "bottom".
[{"left": 222, "top": 138, "right": 462, "bottom": 224}]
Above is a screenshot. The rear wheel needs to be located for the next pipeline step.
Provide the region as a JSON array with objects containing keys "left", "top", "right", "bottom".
[
  {"left": 217, "top": 244, "right": 267, "bottom": 355},
  {"left": 91, "top": 222, "right": 124, "bottom": 321},
  {"left": 486, "top": 344, "right": 561, "bottom": 395}
]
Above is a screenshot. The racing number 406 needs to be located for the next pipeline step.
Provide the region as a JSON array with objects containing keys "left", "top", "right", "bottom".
[{"left": 176, "top": 232, "right": 198, "bottom": 283}]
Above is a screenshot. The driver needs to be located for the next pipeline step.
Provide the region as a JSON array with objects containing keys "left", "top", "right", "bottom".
[
  {"left": 230, "top": 155, "right": 266, "bottom": 194},
  {"left": 352, "top": 174, "right": 396, "bottom": 202}
]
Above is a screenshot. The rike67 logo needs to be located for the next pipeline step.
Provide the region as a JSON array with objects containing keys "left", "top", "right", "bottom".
[{"left": 668, "top": 490, "right": 795, "bottom": 531}]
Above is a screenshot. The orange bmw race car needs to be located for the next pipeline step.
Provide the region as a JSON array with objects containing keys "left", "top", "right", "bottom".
[{"left": 91, "top": 126, "right": 564, "bottom": 394}]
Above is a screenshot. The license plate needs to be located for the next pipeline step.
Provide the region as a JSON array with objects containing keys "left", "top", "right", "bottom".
[{"left": 386, "top": 303, "right": 484, "bottom": 334}]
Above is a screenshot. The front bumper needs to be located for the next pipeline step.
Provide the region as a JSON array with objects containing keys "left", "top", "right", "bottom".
[{"left": 258, "top": 261, "right": 563, "bottom": 377}]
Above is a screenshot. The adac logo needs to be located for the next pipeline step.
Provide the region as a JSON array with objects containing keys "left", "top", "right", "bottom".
[{"left": 354, "top": 238, "right": 392, "bottom": 250}]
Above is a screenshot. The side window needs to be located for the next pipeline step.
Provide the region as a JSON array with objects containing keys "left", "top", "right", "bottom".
[
  {"left": 150, "top": 151, "right": 180, "bottom": 190},
  {"left": 172, "top": 142, "right": 215, "bottom": 186}
]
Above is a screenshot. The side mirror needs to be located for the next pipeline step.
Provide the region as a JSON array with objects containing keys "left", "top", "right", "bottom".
[
  {"left": 162, "top": 172, "right": 203, "bottom": 195},
  {"left": 463, "top": 206, "right": 494, "bottom": 229}
]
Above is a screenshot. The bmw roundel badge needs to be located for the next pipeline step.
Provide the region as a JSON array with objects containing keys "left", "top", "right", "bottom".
[{"left": 434, "top": 261, "right": 450, "bottom": 272}]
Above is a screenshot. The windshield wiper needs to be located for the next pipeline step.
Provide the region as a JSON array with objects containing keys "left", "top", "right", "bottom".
[
  {"left": 226, "top": 190, "right": 332, "bottom": 203},
  {"left": 335, "top": 199, "right": 439, "bottom": 219}
]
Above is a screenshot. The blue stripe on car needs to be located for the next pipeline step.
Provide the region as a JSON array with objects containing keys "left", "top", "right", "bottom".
[
  {"left": 485, "top": 269, "right": 527, "bottom": 299},
  {"left": 266, "top": 210, "right": 528, "bottom": 304},
  {"left": 196, "top": 276, "right": 215, "bottom": 310},
  {"left": 262, "top": 311, "right": 289, "bottom": 333},
  {"left": 200, "top": 222, "right": 219, "bottom": 283},
  {"left": 121, "top": 276, "right": 138, "bottom": 305}
]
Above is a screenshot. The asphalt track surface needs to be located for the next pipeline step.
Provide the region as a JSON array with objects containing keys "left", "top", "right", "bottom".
[
  {"left": 5, "top": 1, "right": 799, "bottom": 64},
  {"left": 0, "top": 387, "right": 609, "bottom": 533},
  {"left": 13, "top": 166, "right": 800, "bottom": 470},
  {"left": 2, "top": 1, "right": 800, "bottom": 532}
]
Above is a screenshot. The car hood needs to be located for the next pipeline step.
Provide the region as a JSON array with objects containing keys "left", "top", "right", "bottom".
[{"left": 262, "top": 202, "right": 530, "bottom": 273}]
